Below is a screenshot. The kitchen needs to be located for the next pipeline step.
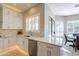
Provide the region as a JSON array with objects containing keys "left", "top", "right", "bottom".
[{"left": 0, "top": 3, "right": 61, "bottom": 56}]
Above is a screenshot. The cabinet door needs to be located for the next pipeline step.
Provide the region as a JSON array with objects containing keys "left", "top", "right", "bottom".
[
  {"left": 47, "top": 44, "right": 60, "bottom": 56},
  {"left": 37, "top": 42, "right": 47, "bottom": 56},
  {"left": 0, "top": 7, "right": 3, "bottom": 28},
  {"left": 17, "top": 37, "right": 24, "bottom": 48},
  {"left": 7, "top": 37, "right": 16, "bottom": 47},
  {"left": 16, "top": 37, "right": 28, "bottom": 50},
  {"left": 0, "top": 38, "right": 4, "bottom": 49},
  {"left": 11, "top": 12, "right": 23, "bottom": 29},
  {"left": 3, "top": 38, "right": 9, "bottom": 48},
  {"left": 3, "top": 7, "right": 23, "bottom": 29},
  {"left": 50, "top": 45, "right": 60, "bottom": 56},
  {"left": 47, "top": 47, "right": 51, "bottom": 56},
  {"left": 28, "top": 39, "right": 37, "bottom": 56},
  {"left": 23, "top": 38, "right": 28, "bottom": 51},
  {"left": 16, "top": 37, "right": 22, "bottom": 47},
  {"left": 3, "top": 7, "right": 9, "bottom": 29},
  {"left": 8, "top": 13, "right": 13, "bottom": 29},
  {"left": 16, "top": 13, "right": 23, "bottom": 29}
]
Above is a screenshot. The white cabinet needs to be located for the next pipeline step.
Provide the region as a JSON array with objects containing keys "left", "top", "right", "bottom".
[
  {"left": 37, "top": 42, "right": 47, "bottom": 56},
  {"left": 37, "top": 42, "right": 60, "bottom": 56},
  {"left": 23, "top": 38, "right": 28, "bottom": 51},
  {"left": 3, "top": 37, "right": 16, "bottom": 48},
  {"left": 0, "top": 38, "right": 4, "bottom": 49},
  {"left": 0, "top": 38, "right": 9, "bottom": 49},
  {"left": 0, "top": 37, "right": 28, "bottom": 52},
  {"left": 16, "top": 37, "right": 28, "bottom": 51},
  {"left": 8, "top": 37, "right": 16, "bottom": 47},
  {"left": 3, "top": 38, "right": 9, "bottom": 48},
  {"left": 2, "top": 7, "right": 23, "bottom": 29},
  {"left": 0, "top": 7, "right": 3, "bottom": 28}
]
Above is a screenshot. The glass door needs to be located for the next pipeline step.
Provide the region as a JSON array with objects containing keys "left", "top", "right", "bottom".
[
  {"left": 55, "top": 21, "right": 64, "bottom": 45},
  {"left": 48, "top": 16, "right": 55, "bottom": 43}
]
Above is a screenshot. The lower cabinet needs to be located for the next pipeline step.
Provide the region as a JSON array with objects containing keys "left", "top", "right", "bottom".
[
  {"left": 16, "top": 37, "right": 28, "bottom": 51},
  {"left": 37, "top": 42, "right": 47, "bottom": 56},
  {"left": 28, "top": 39, "right": 37, "bottom": 56},
  {"left": 0, "top": 37, "right": 60, "bottom": 56},
  {"left": 37, "top": 42, "right": 60, "bottom": 56},
  {"left": 7, "top": 37, "right": 16, "bottom": 47},
  {"left": 0, "top": 37, "right": 28, "bottom": 51},
  {"left": 0, "top": 38, "right": 4, "bottom": 49}
]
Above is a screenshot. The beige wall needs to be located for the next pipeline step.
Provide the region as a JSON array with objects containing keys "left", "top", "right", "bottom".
[{"left": 23, "top": 4, "right": 44, "bottom": 37}]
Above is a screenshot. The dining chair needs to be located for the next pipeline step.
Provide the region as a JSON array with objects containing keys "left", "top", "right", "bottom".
[
  {"left": 64, "top": 34, "right": 73, "bottom": 45},
  {"left": 75, "top": 36, "right": 79, "bottom": 51}
]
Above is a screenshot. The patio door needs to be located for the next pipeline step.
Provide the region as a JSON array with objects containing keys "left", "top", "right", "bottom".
[
  {"left": 55, "top": 21, "right": 64, "bottom": 44},
  {"left": 48, "top": 17, "right": 55, "bottom": 43}
]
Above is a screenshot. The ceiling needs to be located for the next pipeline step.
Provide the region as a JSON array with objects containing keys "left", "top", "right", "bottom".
[
  {"left": 47, "top": 3, "right": 79, "bottom": 16},
  {"left": 1, "top": 3, "right": 79, "bottom": 16},
  {"left": 1, "top": 3, "right": 39, "bottom": 12}
]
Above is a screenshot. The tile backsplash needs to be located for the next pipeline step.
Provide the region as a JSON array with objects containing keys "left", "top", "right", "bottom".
[
  {"left": 0, "top": 29, "right": 22, "bottom": 37},
  {"left": 0, "top": 29, "right": 44, "bottom": 37}
]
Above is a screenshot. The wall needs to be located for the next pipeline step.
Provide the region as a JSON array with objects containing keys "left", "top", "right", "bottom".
[
  {"left": 54, "top": 14, "right": 79, "bottom": 34},
  {"left": 64, "top": 14, "right": 79, "bottom": 34},
  {"left": 54, "top": 16, "right": 65, "bottom": 21},
  {"left": 64, "top": 14, "right": 79, "bottom": 21},
  {"left": 23, "top": 4, "right": 44, "bottom": 37}
]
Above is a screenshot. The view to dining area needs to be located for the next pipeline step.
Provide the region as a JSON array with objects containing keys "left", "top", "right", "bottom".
[
  {"left": 64, "top": 19, "right": 79, "bottom": 51},
  {"left": 64, "top": 33, "right": 79, "bottom": 51},
  {"left": 48, "top": 15, "right": 79, "bottom": 55}
]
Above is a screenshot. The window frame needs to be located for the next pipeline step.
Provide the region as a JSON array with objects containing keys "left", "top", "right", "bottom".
[
  {"left": 67, "top": 20, "right": 79, "bottom": 35},
  {"left": 25, "top": 13, "right": 40, "bottom": 33}
]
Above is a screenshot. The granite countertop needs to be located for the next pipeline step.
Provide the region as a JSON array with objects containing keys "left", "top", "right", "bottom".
[
  {"left": 26, "top": 36, "right": 62, "bottom": 47},
  {"left": 0, "top": 35, "right": 62, "bottom": 47}
]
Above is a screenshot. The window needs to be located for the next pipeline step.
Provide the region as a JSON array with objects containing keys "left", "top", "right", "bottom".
[
  {"left": 67, "top": 20, "right": 79, "bottom": 34},
  {"left": 26, "top": 14, "right": 40, "bottom": 32},
  {"left": 55, "top": 21, "right": 64, "bottom": 37}
]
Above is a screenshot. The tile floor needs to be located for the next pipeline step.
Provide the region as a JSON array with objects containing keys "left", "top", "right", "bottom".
[
  {"left": 60, "top": 42, "right": 79, "bottom": 56},
  {"left": 49, "top": 37, "right": 79, "bottom": 56}
]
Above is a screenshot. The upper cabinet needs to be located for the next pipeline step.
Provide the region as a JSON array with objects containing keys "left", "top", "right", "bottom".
[
  {"left": 0, "top": 7, "right": 3, "bottom": 29},
  {"left": 2, "top": 7, "right": 23, "bottom": 29}
]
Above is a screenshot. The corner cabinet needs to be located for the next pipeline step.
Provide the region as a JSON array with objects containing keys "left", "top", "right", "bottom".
[
  {"left": 37, "top": 42, "right": 60, "bottom": 56},
  {"left": 1, "top": 7, "right": 23, "bottom": 29}
]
